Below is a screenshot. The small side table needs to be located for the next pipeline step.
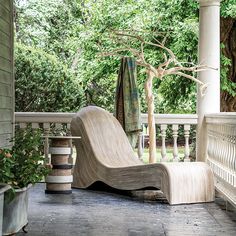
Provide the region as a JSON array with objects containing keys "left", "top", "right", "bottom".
[{"left": 44, "top": 136, "right": 81, "bottom": 194}]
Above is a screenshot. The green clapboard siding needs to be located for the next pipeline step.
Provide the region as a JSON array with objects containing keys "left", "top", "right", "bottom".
[
  {"left": 0, "top": 122, "right": 12, "bottom": 134},
  {"left": 0, "top": 17, "right": 10, "bottom": 34},
  {"left": 0, "top": 83, "right": 11, "bottom": 96},
  {"left": 0, "top": 44, "right": 11, "bottom": 60},
  {"left": 0, "top": 31, "right": 10, "bottom": 47},
  {"left": 0, "top": 96, "right": 12, "bottom": 109},
  {"left": 0, "top": 1, "right": 11, "bottom": 11},
  {"left": 0, "top": 0, "right": 13, "bottom": 149},
  {"left": 0, "top": 57, "right": 11, "bottom": 72},
  {"left": 0, "top": 109, "right": 12, "bottom": 121},
  {"left": 0, "top": 68, "right": 11, "bottom": 84},
  {"left": 0, "top": 134, "right": 12, "bottom": 147},
  {"left": 0, "top": 4, "right": 10, "bottom": 23}
]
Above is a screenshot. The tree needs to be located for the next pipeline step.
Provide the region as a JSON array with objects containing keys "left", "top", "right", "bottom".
[
  {"left": 14, "top": 0, "right": 83, "bottom": 64},
  {"left": 220, "top": 3, "right": 236, "bottom": 111},
  {"left": 102, "top": 31, "right": 210, "bottom": 163},
  {"left": 15, "top": 43, "right": 85, "bottom": 112},
  {"left": 14, "top": 0, "right": 200, "bottom": 112},
  {"left": 14, "top": 0, "right": 236, "bottom": 113}
]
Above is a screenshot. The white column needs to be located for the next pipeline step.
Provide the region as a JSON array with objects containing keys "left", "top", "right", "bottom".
[{"left": 196, "top": 0, "right": 221, "bottom": 162}]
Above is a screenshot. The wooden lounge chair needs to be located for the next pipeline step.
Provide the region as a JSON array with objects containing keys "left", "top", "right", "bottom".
[{"left": 71, "top": 106, "right": 214, "bottom": 205}]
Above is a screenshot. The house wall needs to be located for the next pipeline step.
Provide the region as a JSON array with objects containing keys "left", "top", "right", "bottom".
[{"left": 0, "top": 0, "right": 14, "bottom": 148}]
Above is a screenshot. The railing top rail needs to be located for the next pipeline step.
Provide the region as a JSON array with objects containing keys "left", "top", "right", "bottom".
[
  {"left": 15, "top": 112, "right": 198, "bottom": 125},
  {"left": 141, "top": 114, "right": 198, "bottom": 125},
  {"left": 15, "top": 112, "right": 75, "bottom": 123},
  {"left": 205, "top": 112, "right": 236, "bottom": 124}
]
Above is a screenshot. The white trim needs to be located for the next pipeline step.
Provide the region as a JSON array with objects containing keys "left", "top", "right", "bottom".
[
  {"left": 43, "top": 136, "right": 81, "bottom": 139},
  {"left": 141, "top": 114, "right": 197, "bottom": 125},
  {"left": 205, "top": 113, "right": 236, "bottom": 124},
  {"left": 15, "top": 112, "right": 198, "bottom": 125},
  {"left": 15, "top": 112, "right": 75, "bottom": 123},
  {"left": 45, "top": 175, "right": 73, "bottom": 183},
  {"left": 198, "top": 0, "right": 221, "bottom": 7},
  {"left": 49, "top": 147, "right": 71, "bottom": 155}
]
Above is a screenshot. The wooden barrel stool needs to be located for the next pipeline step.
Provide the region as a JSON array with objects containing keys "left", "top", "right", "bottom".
[{"left": 45, "top": 136, "right": 80, "bottom": 194}]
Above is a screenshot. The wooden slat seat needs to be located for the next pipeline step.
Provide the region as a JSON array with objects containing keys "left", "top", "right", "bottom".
[{"left": 71, "top": 106, "right": 214, "bottom": 205}]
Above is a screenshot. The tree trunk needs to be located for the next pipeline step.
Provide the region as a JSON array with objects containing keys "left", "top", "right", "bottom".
[
  {"left": 220, "top": 17, "right": 236, "bottom": 112},
  {"left": 145, "top": 70, "right": 156, "bottom": 163}
]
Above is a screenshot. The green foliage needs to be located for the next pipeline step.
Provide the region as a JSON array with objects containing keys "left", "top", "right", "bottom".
[
  {"left": 0, "top": 128, "right": 50, "bottom": 189},
  {"left": 15, "top": 43, "right": 85, "bottom": 112},
  {"left": 14, "top": 0, "right": 236, "bottom": 113},
  {"left": 158, "top": 77, "right": 196, "bottom": 113},
  {"left": 74, "top": 0, "right": 200, "bottom": 112},
  {"left": 15, "top": 0, "right": 201, "bottom": 113},
  {"left": 0, "top": 150, "right": 15, "bottom": 184},
  {"left": 15, "top": 0, "right": 83, "bottom": 62},
  {"left": 221, "top": 0, "right": 236, "bottom": 17},
  {"left": 221, "top": 51, "right": 236, "bottom": 97}
]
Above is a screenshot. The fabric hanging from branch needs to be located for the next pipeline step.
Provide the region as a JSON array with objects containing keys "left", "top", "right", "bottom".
[{"left": 114, "top": 57, "right": 141, "bottom": 148}]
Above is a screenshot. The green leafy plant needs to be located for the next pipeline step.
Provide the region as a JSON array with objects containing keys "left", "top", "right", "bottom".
[
  {"left": 15, "top": 43, "right": 85, "bottom": 112},
  {"left": 0, "top": 127, "right": 51, "bottom": 190}
]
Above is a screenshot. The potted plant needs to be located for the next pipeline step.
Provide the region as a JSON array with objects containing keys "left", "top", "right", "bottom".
[
  {"left": 0, "top": 184, "right": 11, "bottom": 236},
  {"left": 0, "top": 127, "right": 50, "bottom": 235}
]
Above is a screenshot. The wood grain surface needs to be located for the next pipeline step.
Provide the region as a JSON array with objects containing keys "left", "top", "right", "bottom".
[{"left": 71, "top": 106, "right": 215, "bottom": 205}]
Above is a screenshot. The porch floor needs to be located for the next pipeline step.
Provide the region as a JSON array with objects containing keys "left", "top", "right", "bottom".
[{"left": 18, "top": 184, "right": 236, "bottom": 236}]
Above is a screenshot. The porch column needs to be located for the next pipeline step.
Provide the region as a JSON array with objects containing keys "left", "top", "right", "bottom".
[{"left": 196, "top": 0, "right": 221, "bottom": 162}]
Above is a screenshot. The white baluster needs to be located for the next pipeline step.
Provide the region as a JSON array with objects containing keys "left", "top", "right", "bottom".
[
  {"left": 32, "top": 122, "right": 39, "bottom": 129},
  {"left": 225, "top": 132, "right": 230, "bottom": 183},
  {"left": 229, "top": 132, "right": 235, "bottom": 185},
  {"left": 142, "top": 124, "right": 147, "bottom": 135},
  {"left": 221, "top": 125, "right": 225, "bottom": 165},
  {"left": 221, "top": 125, "right": 225, "bottom": 169},
  {"left": 229, "top": 135, "right": 234, "bottom": 171},
  {"left": 66, "top": 123, "right": 71, "bottom": 134},
  {"left": 143, "top": 124, "right": 148, "bottom": 149},
  {"left": 67, "top": 124, "right": 73, "bottom": 165},
  {"left": 184, "top": 125, "right": 190, "bottom": 162},
  {"left": 207, "top": 129, "right": 212, "bottom": 160},
  {"left": 146, "top": 125, "right": 149, "bottom": 148},
  {"left": 172, "top": 124, "right": 179, "bottom": 162},
  {"left": 233, "top": 136, "right": 236, "bottom": 173},
  {"left": 43, "top": 123, "right": 50, "bottom": 165},
  {"left": 160, "top": 124, "right": 167, "bottom": 162},
  {"left": 19, "top": 122, "right": 27, "bottom": 129},
  {"left": 55, "top": 123, "right": 63, "bottom": 134},
  {"left": 141, "top": 124, "right": 145, "bottom": 149},
  {"left": 138, "top": 131, "right": 143, "bottom": 160}
]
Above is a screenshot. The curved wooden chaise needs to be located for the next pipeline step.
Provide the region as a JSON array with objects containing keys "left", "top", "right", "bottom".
[{"left": 71, "top": 106, "right": 215, "bottom": 205}]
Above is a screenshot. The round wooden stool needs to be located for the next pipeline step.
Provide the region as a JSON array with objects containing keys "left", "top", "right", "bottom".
[{"left": 45, "top": 136, "right": 80, "bottom": 194}]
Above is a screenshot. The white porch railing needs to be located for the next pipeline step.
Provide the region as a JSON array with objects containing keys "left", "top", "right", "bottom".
[
  {"left": 138, "top": 114, "right": 197, "bottom": 162},
  {"left": 15, "top": 112, "right": 198, "bottom": 163},
  {"left": 206, "top": 113, "right": 236, "bottom": 207},
  {"left": 15, "top": 112, "right": 74, "bottom": 165},
  {"left": 14, "top": 112, "right": 236, "bottom": 206}
]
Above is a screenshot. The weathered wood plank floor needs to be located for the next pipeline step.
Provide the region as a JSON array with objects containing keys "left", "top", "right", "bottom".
[{"left": 18, "top": 184, "right": 236, "bottom": 236}]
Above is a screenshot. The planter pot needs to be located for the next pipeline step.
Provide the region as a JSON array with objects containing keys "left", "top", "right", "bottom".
[
  {"left": 0, "top": 185, "right": 11, "bottom": 236},
  {"left": 2, "top": 185, "right": 31, "bottom": 236}
]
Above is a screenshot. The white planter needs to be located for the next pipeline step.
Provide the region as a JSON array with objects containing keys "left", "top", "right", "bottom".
[
  {"left": 2, "top": 185, "right": 31, "bottom": 236},
  {"left": 0, "top": 185, "right": 11, "bottom": 236}
]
